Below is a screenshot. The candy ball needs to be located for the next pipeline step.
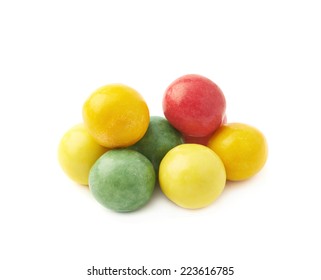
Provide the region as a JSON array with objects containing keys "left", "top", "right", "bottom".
[
  {"left": 58, "top": 124, "right": 108, "bottom": 185},
  {"left": 207, "top": 123, "right": 268, "bottom": 181},
  {"left": 159, "top": 144, "right": 226, "bottom": 209},
  {"left": 83, "top": 84, "right": 150, "bottom": 148},
  {"left": 89, "top": 150, "right": 155, "bottom": 212},
  {"left": 163, "top": 74, "right": 226, "bottom": 137},
  {"left": 128, "top": 116, "right": 183, "bottom": 175}
]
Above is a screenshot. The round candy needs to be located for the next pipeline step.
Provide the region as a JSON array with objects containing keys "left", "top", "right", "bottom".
[
  {"left": 163, "top": 74, "right": 226, "bottom": 137},
  {"left": 129, "top": 116, "right": 183, "bottom": 175},
  {"left": 207, "top": 123, "right": 268, "bottom": 181},
  {"left": 159, "top": 144, "right": 226, "bottom": 209},
  {"left": 89, "top": 150, "right": 155, "bottom": 212},
  {"left": 83, "top": 84, "right": 150, "bottom": 148},
  {"left": 58, "top": 124, "right": 108, "bottom": 185}
]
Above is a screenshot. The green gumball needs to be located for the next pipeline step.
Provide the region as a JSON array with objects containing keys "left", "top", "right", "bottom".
[
  {"left": 128, "top": 116, "right": 183, "bottom": 175},
  {"left": 89, "top": 150, "right": 155, "bottom": 212}
]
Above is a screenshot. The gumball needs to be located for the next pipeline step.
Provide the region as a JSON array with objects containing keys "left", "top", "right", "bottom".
[
  {"left": 128, "top": 116, "right": 183, "bottom": 174},
  {"left": 83, "top": 84, "right": 149, "bottom": 148},
  {"left": 89, "top": 150, "right": 155, "bottom": 212},
  {"left": 207, "top": 123, "right": 268, "bottom": 181},
  {"left": 163, "top": 74, "right": 226, "bottom": 137},
  {"left": 159, "top": 144, "right": 226, "bottom": 209},
  {"left": 58, "top": 124, "right": 108, "bottom": 185}
]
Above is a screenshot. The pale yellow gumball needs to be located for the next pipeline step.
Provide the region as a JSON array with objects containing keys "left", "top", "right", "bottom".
[
  {"left": 159, "top": 144, "right": 226, "bottom": 209},
  {"left": 58, "top": 124, "right": 108, "bottom": 185}
]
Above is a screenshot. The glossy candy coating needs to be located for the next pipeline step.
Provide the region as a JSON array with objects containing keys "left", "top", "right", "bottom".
[
  {"left": 58, "top": 124, "right": 108, "bottom": 185},
  {"left": 159, "top": 144, "right": 226, "bottom": 209},
  {"left": 83, "top": 84, "right": 149, "bottom": 148},
  {"left": 163, "top": 74, "right": 226, "bottom": 137},
  {"left": 207, "top": 123, "right": 268, "bottom": 181}
]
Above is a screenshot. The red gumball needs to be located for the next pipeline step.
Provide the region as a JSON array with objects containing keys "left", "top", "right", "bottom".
[{"left": 163, "top": 74, "right": 226, "bottom": 137}]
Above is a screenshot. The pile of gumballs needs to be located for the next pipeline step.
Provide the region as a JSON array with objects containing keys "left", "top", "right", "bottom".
[{"left": 58, "top": 74, "right": 268, "bottom": 212}]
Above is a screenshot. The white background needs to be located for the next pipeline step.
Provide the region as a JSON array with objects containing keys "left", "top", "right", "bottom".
[{"left": 1, "top": 1, "right": 321, "bottom": 279}]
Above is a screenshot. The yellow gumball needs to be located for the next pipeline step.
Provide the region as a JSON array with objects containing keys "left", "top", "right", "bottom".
[
  {"left": 159, "top": 144, "right": 226, "bottom": 209},
  {"left": 82, "top": 84, "right": 150, "bottom": 148},
  {"left": 58, "top": 124, "right": 108, "bottom": 185},
  {"left": 207, "top": 123, "right": 268, "bottom": 181}
]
